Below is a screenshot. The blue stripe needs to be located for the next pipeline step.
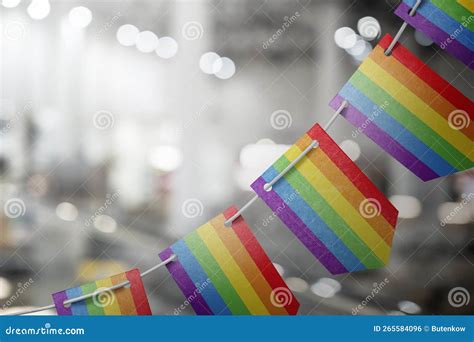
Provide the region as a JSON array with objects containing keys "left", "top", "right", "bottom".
[
  {"left": 66, "top": 287, "right": 89, "bottom": 316},
  {"left": 403, "top": 0, "right": 474, "bottom": 50},
  {"left": 171, "top": 241, "right": 231, "bottom": 315},
  {"left": 262, "top": 167, "right": 366, "bottom": 272},
  {"left": 340, "top": 81, "right": 458, "bottom": 176}
]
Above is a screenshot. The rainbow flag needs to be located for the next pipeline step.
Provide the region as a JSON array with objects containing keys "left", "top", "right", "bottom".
[
  {"left": 329, "top": 34, "right": 473, "bottom": 181},
  {"left": 251, "top": 124, "right": 399, "bottom": 275},
  {"left": 159, "top": 207, "right": 299, "bottom": 315},
  {"left": 395, "top": 0, "right": 474, "bottom": 68},
  {"left": 52, "top": 269, "right": 152, "bottom": 315}
]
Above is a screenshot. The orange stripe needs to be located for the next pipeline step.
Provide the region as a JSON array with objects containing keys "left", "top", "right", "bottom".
[
  {"left": 210, "top": 215, "right": 286, "bottom": 315},
  {"left": 370, "top": 45, "right": 473, "bottom": 139},
  {"left": 296, "top": 135, "right": 394, "bottom": 245},
  {"left": 111, "top": 273, "right": 137, "bottom": 315}
]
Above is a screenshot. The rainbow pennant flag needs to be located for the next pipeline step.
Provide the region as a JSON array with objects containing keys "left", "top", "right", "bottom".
[
  {"left": 251, "top": 124, "right": 399, "bottom": 275},
  {"left": 159, "top": 207, "right": 299, "bottom": 315},
  {"left": 395, "top": 0, "right": 474, "bottom": 68},
  {"left": 52, "top": 269, "right": 152, "bottom": 315},
  {"left": 329, "top": 34, "right": 473, "bottom": 181}
]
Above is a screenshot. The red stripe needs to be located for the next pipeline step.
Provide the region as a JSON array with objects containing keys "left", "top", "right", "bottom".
[
  {"left": 223, "top": 206, "right": 300, "bottom": 315},
  {"left": 379, "top": 34, "right": 473, "bottom": 116},
  {"left": 126, "top": 269, "right": 152, "bottom": 315},
  {"left": 308, "top": 124, "right": 398, "bottom": 227}
]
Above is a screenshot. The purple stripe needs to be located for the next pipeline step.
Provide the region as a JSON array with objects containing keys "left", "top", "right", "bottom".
[
  {"left": 52, "top": 290, "right": 72, "bottom": 316},
  {"left": 251, "top": 177, "right": 347, "bottom": 274},
  {"left": 159, "top": 248, "right": 213, "bottom": 315},
  {"left": 330, "top": 95, "right": 440, "bottom": 181},
  {"left": 395, "top": 2, "right": 474, "bottom": 69}
]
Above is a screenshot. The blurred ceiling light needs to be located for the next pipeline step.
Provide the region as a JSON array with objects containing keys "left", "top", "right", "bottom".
[
  {"left": 397, "top": 300, "right": 421, "bottom": 314},
  {"left": 155, "top": 36, "right": 178, "bottom": 59},
  {"left": 199, "top": 52, "right": 221, "bottom": 74},
  {"left": 148, "top": 145, "right": 183, "bottom": 172},
  {"left": 135, "top": 30, "right": 159, "bottom": 53},
  {"left": 389, "top": 195, "right": 422, "bottom": 219},
  {"left": 334, "top": 27, "right": 357, "bottom": 49},
  {"left": 68, "top": 6, "right": 92, "bottom": 29},
  {"left": 213, "top": 57, "right": 236, "bottom": 80},
  {"left": 339, "top": 139, "right": 361, "bottom": 161},
  {"left": 273, "top": 263, "right": 284, "bottom": 276},
  {"left": 55, "top": 202, "right": 78, "bottom": 221},
  {"left": 310, "top": 278, "right": 342, "bottom": 298},
  {"left": 116, "top": 24, "right": 139, "bottom": 47},
  {"left": 414, "top": 30, "right": 433, "bottom": 47},
  {"left": 27, "top": 0, "right": 50, "bottom": 20},
  {"left": 93, "top": 215, "right": 117, "bottom": 234},
  {"left": 0, "top": 277, "right": 12, "bottom": 299},
  {"left": 357, "top": 16, "right": 381, "bottom": 41},
  {"left": 286, "top": 277, "right": 309, "bottom": 293},
  {"left": 2, "top": 0, "right": 21, "bottom": 8}
]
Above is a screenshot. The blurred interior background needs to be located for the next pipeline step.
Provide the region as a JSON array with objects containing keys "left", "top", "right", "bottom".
[{"left": 0, "top": 0, "right": 473, "bottom": 316}]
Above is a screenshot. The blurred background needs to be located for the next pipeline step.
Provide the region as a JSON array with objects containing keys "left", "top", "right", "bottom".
[{"left": 0, "top": 0, "right": 473, "bottom": 316}]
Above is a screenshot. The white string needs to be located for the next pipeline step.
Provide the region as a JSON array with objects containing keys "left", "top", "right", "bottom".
[
  {"left": 5, "top": 254, "right": 177, "bottom": 316},
  {"left": 224, "top": 100, "right": 348, "bottom": 226},
  {"left": 384, "top": 0, "right": 422, "bottom": 56}
]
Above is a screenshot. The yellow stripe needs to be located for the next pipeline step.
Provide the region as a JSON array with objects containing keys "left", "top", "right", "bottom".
[
  {"left": 458, "top": 0, "right": 474, "bottom": 12},
  {"left": 360, "top": 57, "right": 472, "bottom": 157},
  {"left": 95, "top": 278, "right": 122, "bottom": 315},
  {"left": 197, "top": 223, "right": 269, "bottom": 315},
  {"left": 285, "top": 145, "right": 391, "bottom": 263}
]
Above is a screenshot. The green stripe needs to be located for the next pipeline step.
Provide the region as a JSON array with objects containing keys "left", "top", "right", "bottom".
[
  {"left": 351, "top": 71, "right": 472, "bottom": 170},
  {"left": 81, "top": 282, "right": 104, "bottom": 315},
  {"left": 184, "top": 231, "right": 250, "bottom": 315},
  {"left": 431, "top": 0, "right": 474, "bottom": 31},
  {"left": 273, "top": 156, "right": 384, "bottom": 269}
]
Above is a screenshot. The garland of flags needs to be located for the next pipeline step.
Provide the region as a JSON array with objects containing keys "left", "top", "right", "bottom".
[{"left": 8, "top": 0, "right": 473, "bottom": 316}]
